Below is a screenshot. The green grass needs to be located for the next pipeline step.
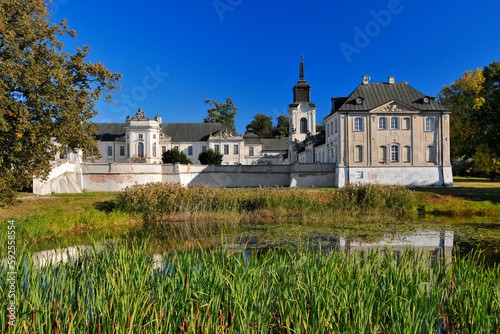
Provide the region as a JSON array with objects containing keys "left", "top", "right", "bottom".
[
  {"left": 414, "top": 177, "right": 500, "bottom": 216},
  {"left": 1, "top": 239, "right": 499, "bottom": 333}
]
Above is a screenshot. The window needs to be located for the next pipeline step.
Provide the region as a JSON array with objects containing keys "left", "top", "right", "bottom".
[
  {"left": 120, "top": 146, "right": 125, "bottom": 156},
  {"left": 332, "top": 146, "right": 337, "bottom": 162},
  {"left": 327, "top": 123, "right": 330, "bottom": 136},
  {"left": 174, "top": 145, "right": 179, "bottom": 151},
  {"left": 234, "top": 144, "right": 239, "bottom": 155},
  {"left": 426, "top": 145, "right": 435, "bottom": 162},
  {"left": 107, "top": 146, "right": 113, "bottom": 156},
  {"left": 390, "top": 145, "right": 399, "bottom": 162},
  {"left": 425, "top": 117, "right": 434, "bottom": 131},
  {"left": 162, "top": 146, "right": 167, "bottom": 154},
  {"left": 334, "top": 119, "right": 337, "bottom": 133},
  {"left": 390, "top": 117, "right": 399, "bottom": 130},
  {"left": 404, "top": 146, "right": 411, "bottom": 162},
  {"left": 224, "top": 144, "right": 229, "bottom": 154},
  {"left": 202, "top": 146, "right": 207, "bottom": 153},
  {"left": 127, "top": 144, "right": 130, "bottom": 157},
  {"left": 403, "top": 118, "right": 410, "bottom": 130},
  {"left": 300, "top": 118, "right": 308, "bottom": 134},
  {"left": 379, "top": 146, "right": 387, "bottom": 162},
  {"left": 215, "top": 145, "right": 220, "bottom": 153},
  {"left": 153, "top": 143, "right": 157, "bottom": 157},
  {"left": 355, "top": 145, "right": 363, "bottom": 162},
  {"left": 379, "top": 117, "right": 387, "bottom": 130},
  {"left": 354, "top": 117, "right": 363, "bottom": 131},
  {"left": 138, "top": 142, "right": 144, "bottom": 157},
  {"left": 153, "top": 134, "right": 156, "bottom": 139},
  {"left": 188, "top": 145, "right": 193, "bottom": 156},
  {"left": 249, "top": 147, "right": 254, "bottom": 156},
  {"left": 138, "top": 134, "right": 143, "bottom": 139}
]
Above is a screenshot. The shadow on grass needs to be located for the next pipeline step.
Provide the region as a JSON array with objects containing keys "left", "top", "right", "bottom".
[
  {"left": 93, "top": 200, "right": 116, "bottom": 213},
  {"left": 414, "top": 186, "right": 500, "bottom": 205}
]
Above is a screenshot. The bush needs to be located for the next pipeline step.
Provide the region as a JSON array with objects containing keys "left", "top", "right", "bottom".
[
  {"left": 198, "top": 149, "right": 223, "bottom": 165},
  {"left": 162, "top": 148, "right": 192, "bottom": 164}
]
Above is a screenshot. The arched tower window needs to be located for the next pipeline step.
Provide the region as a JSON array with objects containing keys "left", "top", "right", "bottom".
[{"left": 300, "top": 118, "right": 308, "bottom": 134}]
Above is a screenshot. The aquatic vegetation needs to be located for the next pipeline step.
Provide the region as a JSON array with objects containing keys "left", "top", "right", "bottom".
[
  {"left": 116, "top": 182, "right": 419, "bottom": 220},
  {"left": 1, "top": 240, "right": 499, "bottom": 333}
]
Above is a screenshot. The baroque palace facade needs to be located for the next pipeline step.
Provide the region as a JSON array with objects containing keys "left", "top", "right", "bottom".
[{"left": 89, "top": 60, "right": 452, "bottom": 187}]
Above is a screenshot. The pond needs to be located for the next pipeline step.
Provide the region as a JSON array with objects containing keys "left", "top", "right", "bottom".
[{"left": 16, "top": 217, "right": 500, "bottom": 267}]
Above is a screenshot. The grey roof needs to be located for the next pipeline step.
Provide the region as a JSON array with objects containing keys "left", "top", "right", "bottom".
[
  {"left": 337, "top": 82, "right": 448, "bottom": 112},
  {"left": 94, "top": 123, "right": 126, "bottom": 141},
  {"left": 94, "top": 122, "right": 237, "bottom": 142},
  {"left": 261, "top": 138, "right": 289, "bottom": 151},
  {"left": 162, "top": 123, "right": 236, "bottom": 142}
]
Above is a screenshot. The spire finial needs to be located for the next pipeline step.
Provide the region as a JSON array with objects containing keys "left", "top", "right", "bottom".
[{"left": 299, "top": 55, "right": 304, "bottom": 79}]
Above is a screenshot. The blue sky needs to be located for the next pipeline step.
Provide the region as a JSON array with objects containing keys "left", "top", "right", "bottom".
[{"left": 52, "top": 0, "right": 500, "bottom": 134}]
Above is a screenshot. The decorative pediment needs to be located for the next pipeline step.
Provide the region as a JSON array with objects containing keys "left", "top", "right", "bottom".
[
  {"left": 209, "top": 129, "right": 243, "bottom": 140},
  {"left": 159, "top": 132, "right": 170, "bottom": 140},
  {"left": 370, "top": 100, "right": 420, "bottom": 114}
]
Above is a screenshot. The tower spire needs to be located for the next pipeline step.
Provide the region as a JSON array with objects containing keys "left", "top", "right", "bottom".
[{"left": 299, "top": 55, "right": 304, "bottom": 79}]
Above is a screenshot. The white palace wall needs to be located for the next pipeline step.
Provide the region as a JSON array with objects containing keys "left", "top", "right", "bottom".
[{"left": 34, "top": 162, "right": 337, "bottom": 194}]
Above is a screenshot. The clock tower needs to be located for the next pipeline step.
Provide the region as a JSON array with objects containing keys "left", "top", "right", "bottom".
[{"left": 288, "top": 58, "right": 317, "bottom": 145}]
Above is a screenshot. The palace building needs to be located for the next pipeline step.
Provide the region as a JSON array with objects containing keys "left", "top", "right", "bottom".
[{"left": 46, "top": 59, "right": 451, "bottom": 192}]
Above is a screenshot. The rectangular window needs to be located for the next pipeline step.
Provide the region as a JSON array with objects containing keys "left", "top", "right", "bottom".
[
  {"left": 215, "top": 145, "right": 220, "bottom": 153},
  {"left": 355, "top": 145, "right": 363, "bottom": 162},
  {"left": 427, "top": 146, "right": 435, "bottom": 162},
  {"left": 120, "top": 146, "right": 125, "bottom": 156},
  {"left": 403, "top": 118, "right": 411, "bottom": 130},
  {"left": 187, "top": 145, "right": 193, "bottom": 155},
  {"left": 233, "top": 144, "right": 239, "bottom": 155},
  {"left": 249, "top": 147, "right": 254, "bottom": 156},
  {"left": 162, "top": 146, "right": 167, "bottom": 154},
  {"left": 107, "top": 146, "right": 112, "bottom": 156},
  {"left": 379, "top": 117, "right": 387, "bottom": 130},
  {"left": 379, "top": 146, "right": 387, "bottom": 162},
  {"left": 354, "top": 117, "right": 363, "bottom": 131},
  {"left": 391, "top": 145, "right": 399, "bottom": 162},
  {"left": 404, "top": 146, "right": 411, "bottom": 162},
  {"left": 224, "top": 144, "right": 229, "bottom": 154},
  {"left": 390, "top": 117, "right": 399, "bottom": 130},
  {"left": 425, "top": 117, "right": 434, "bottom": 131},
  {"left": 174, "top": 145, "right": 179, "bottom": 151},
  {"left": 202, "top": 146, "right": 207, "bottom": 153}
]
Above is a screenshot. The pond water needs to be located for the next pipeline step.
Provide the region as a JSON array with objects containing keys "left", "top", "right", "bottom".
[{"left": 18, "top": 217, "right": 500, "bottom": 267}]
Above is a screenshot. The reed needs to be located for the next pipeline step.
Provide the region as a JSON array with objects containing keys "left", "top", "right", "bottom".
[
  {"left": 115, "top": 182, "right": 419, "bottom": 220},
  {"left": 1, "top": 239, "right": 498, "bottom": 333}
]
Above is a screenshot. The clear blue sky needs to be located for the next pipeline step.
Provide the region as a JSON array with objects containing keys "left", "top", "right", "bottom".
[{"left": 52, "top": 0, "right": 500, "bottom": 134}]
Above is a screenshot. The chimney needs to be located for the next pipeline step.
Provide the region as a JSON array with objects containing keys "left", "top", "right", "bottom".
[
  {"left": 388, "top": 76, "right": 395, "bottom": 84},
  {"left": 362, "top": 75, "right": 370, "bottom": 85}
]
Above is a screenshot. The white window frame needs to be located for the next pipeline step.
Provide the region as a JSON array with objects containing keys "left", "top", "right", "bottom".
[
  {"left": 355, "top": 145, "right": 363, "bottom": 163},
  {"left": 390, "top": 145, "right": 399, "bottom": 162},
  {"left": 379, "top": 117, "right": 387, "bottom": 130},
  {"left": 390, "top": 117, "right": 399, "bottom": 130},
  {"left": 354, "top": 117, "right": 363, "bottom": 132},
  {"left": 425, "top": 117, "right": 434, "bottom": 131},
  {"left": 188, "top": 145, "right": 193, "bottom": 156},
  {"left": 233, "top": 144, "right": 239, "bottom": 155},
  {"left": 249, "top": 146, "right": 254, "bottom": 156},
  {"left": 224, "top": 144, "right": 229, "bottom": 155},
  {"left": 107, "top": 146, "right": 113, "bottom": 156}
]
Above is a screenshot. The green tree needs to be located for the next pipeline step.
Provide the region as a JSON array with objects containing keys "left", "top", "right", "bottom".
[
  {"left": 273, "top": 114, "right": 289, "bottom": 138},
  {"left": 437, "top": 68, "right": 485, "bottom": 161},
  {"left": 162, "top": 148, "right": 192, "bottom": 164},
  {"left": 203, "top": 97, "right": 238, "bottom": 132},
  {"left": 437, "top": 62, "right": 500, "bottom": 178},
  {"left": 0, "top": 0, "right": 121, "bottom": 206},
  {"left": 198, "top": 149, "right": 223, "bottom": 165},
  {"left": 248, "top": 113, "right": 273, "bottom": 138}
]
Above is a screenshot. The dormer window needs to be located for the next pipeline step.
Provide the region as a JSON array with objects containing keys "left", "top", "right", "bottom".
[
  {"left": 355, "top": 97, "right": 364, "bottom": 105},
  {"left": 422, "top": 96, "right": 430, "bottom": 104}
]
